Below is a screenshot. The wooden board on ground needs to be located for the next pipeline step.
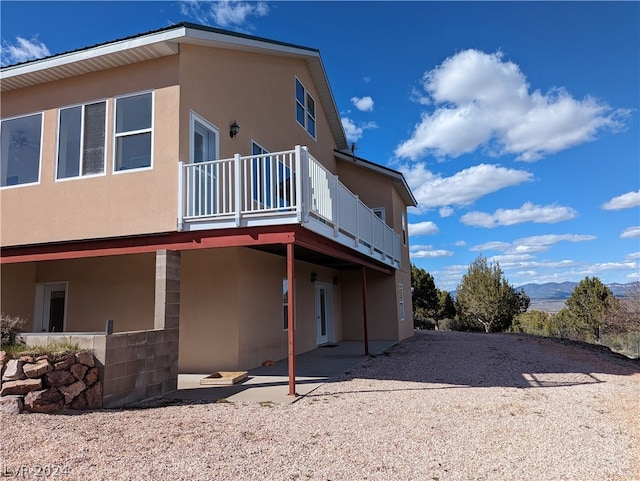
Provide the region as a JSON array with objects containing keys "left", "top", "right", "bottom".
[{"left": 200, "top": 371, "right": 248, "bottom": 386}]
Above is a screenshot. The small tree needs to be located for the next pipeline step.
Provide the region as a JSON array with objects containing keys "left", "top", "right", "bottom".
[
  {"left": 565, "top": 276, "right": 617, "bottom": 342},
  {"left": 455, "top": 255, "right": 522, "bottom": 332},
  {"left": 411, "top": 264, "right": 439, "bottom": 328}
]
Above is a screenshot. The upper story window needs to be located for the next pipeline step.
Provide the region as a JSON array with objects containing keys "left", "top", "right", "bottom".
[
  {"left": 57, "top": 101, "right": 106, "bottom": 179},
  {"left": 114, "top": 92, "right": 153, "bottom": 171},
  {"left": 0, "top": 113, "right": 42, "bottom": 188},
  {"left": 295, "top": 78, "right": 316, "bottom": 139}
]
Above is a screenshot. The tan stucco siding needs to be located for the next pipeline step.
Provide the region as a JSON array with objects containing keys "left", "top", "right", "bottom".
[
  {"left": 178, "top": 45, "right": 338, "bottom": 172},
  {"left": 1, "top": 263, "right": 37, "bottom": 329},
  {"left": 36, "top": 255, "right": 155, "bottom": 333},
  {"left": 178, "top": 246, "right": 344, "bottom": 373},
  {"left": 179, "top": 248, "right": 242, "bottom": 372},
  {"left": 1, "top": 56, "right": 181, "bottom": 247},
  {"left": 0, "top": 255, "right": 155, "bottom": 334}
]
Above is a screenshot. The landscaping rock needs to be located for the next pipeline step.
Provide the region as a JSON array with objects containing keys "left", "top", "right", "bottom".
[
  {"left": 70, "top": 363, "right": 88, "bottom": 381},
  {"left": 84, "top": 367, "right": 99, "bottom": 386},
  {"left": 76, "top": 351, "right": 95, "bottom": 368},
  {"left": 70, "top": 392, "right": 88, "bottom": 410},
  {"left": 23, "top": 359, "right": 53, "bottom": 378},
  {"left": 0, "top": 378, "right": 42, "bottom": 396},
  {"left": 44, "top": 370, "right": 75, "bottom": 387},
  {"left": 85, "top": 382, "right": 103, "bottom": 409},
  {"left": 54, "top": 354, "right": 76, "bottom": 371},
  {"left": 59, "top": 380, "right": 86, "bottom": 405},
  {"left": 2, "top": 359, "right": 26, "bottom": 381},
  {"left": 0, "top": 395, "right": 24, "bottom": 414},
  {"left": 24, "top": 388, "right": 64, "bottom": 414}
]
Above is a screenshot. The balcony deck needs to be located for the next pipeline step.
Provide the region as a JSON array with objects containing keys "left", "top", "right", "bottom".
[{"left": 178, "top": 146, "right": 401, "bottom": 269}]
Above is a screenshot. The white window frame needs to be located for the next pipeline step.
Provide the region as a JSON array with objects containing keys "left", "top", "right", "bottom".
[
  {"left": 399, "top": 283, "right": 405, "bottom": 321},
  {"left": 373, "top": 207, "right": 386, "bottom": 222},
  {"left": 0, "top": 112, "right": 44, "bottom": 189},
  {"left": 189, "top": 111, "right": 219, "bottom": 164},
  {"left": 56, "top": 99, "right": 108, "bottom": 181},
  {"left": 112, "top": 90, "right": 154, "bottom": 174},
  {"left": 295, "top": 77, "right": 317, "bottom": 140}
]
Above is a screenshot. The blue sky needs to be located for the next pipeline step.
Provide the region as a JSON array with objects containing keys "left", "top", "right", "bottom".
[{"left": 2, "top": 1, "right": 639, "bottom": 291}]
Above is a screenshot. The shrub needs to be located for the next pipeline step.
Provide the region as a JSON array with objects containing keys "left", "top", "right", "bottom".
[{"left": 1, "top": 313, "right": 26, "bottom": 347}]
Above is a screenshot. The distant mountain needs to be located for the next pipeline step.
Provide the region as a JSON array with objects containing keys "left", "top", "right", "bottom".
[{"left": 517, "top": 281, "right": 635, "bottom": 299}]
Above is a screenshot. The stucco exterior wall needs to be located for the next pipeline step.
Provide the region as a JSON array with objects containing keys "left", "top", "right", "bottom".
[
  {"left": 1, "top": 263, "right": 37, "bottom": 329},
  {"left": 178, "top": 45, "right": 338, "bottom": 174},
  {"left": 35, "top": 254, "right": 155, "bottom": 333},
  {"left": 1, "top": 56, "right": 181, "bottom": 247}
]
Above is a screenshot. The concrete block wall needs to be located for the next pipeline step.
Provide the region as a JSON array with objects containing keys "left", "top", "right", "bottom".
[{"left": 102, "top": 328, "right": 179, "bottom": 408}]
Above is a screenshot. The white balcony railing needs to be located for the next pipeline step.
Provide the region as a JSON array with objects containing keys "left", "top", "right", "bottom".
[{"left": 178, "top": 146, "right": 401, "bottom": 269}]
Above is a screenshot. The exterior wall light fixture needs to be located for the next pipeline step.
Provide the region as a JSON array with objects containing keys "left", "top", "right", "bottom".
[
  {"left": 310, "top": 272, "right": 317, "bottom": 283},
  {"left": 229, "top": 121, "right": 240, "bottom": 138}
]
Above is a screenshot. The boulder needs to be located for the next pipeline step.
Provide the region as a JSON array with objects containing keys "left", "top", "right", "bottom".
[
  {"left": 24, "top": 388, "right": 64, "bottom": 414},
  {"left": 0, "top": 395, "right": 24, "bottom": 414},
  {"left": 75, "top": 351, "right": 95, "bottom": 368},
  {"left": 0, "top": 378, "right": 42, "bottom": 396},
  {"left": 54, "top": 354, "right": 76, "bottom": 371},
  {"left": 0, "top": 351, "right": 8, "bottom": 364},
  {"left": 23, "top": 359, "right": 53, "bottom": 378},
  {"left": 84, "top": 367, "right": 100, "bottom": 386},
  {"left": 70, "top": 363, "right": 88, "bottom": 381},
  {"left": 70, "top": 392, "right": 88, "bottom": 410},
  {"left": 59, "top": 380, "right": 86, "bottom": 405},
  {"left": 44, "top": 370, "right": 75, "bottom": 388},
  {"left": 2, "top": 359, "right": 26, "bottom": 381},
  {"left": 85, "top": 382, "right": 103, "bottom": 409}
]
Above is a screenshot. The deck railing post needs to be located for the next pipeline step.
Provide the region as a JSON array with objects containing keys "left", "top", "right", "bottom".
[
  {"left": 177, "top": 162, "right": 185, "bottom": 231},
  {"left": 234, "top": 153, "right": 242, "bottom": 227}
]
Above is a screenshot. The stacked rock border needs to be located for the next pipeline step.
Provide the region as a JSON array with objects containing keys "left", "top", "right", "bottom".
[{"left": 0, "top": 350, "right": 102, "bottom": 414}]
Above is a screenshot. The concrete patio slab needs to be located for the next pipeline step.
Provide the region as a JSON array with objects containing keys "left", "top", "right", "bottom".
[{"left": 163, "top": 340, "right": 396, "bottom": 405}]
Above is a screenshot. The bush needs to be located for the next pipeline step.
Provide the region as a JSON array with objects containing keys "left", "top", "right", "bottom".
[{"left": 1, "top": 313, "right": 26, "bottom": 347}]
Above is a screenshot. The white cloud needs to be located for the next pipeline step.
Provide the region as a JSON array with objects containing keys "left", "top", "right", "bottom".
[
  {"left": 341, "top": 117, "right": 378, "bottom": 143},
  {"left": 395, "top": 49, "right": 629, "bottom": 162},
  {"left": 351, "top": 96, "right": 374, "bottom": 112},
  {"left": 602, "top": 190, "right": 640, "bottom": 210},
  {"left": 473, "top": 234, "right": 596, "bottom": 256},
  {"left": 461, "top": 202, "right": 578, "bottom": 228},
  {"left": 408, "top": 221, "right": 439, "bottom": 236},
  {"left": 1, "top": 36, "right": 50, "bottom": 65},
  {"left": 439, "top": 206, "right": 454, "bottom": 217},
  {"left": 410, "top": 249, "right": 454, "bottom": 259},
  {"left": 399, "top": 162, "right": 532, "bottom": 213},
  {"left": 179, "top": 0, "right": 269, "bottom": 29},
  {"left": 621, "top": 226, "right": 640, "bottom": 239}
]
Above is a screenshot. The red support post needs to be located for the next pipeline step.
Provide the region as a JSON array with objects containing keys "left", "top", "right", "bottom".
[
  {"left": 361, "top": 266, "right": 370, "bottom": 356},
  {"left": 287, "top": 242, "right": 297, "bottom": 396}
]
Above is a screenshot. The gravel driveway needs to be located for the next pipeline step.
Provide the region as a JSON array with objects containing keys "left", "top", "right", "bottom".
[{"left": 2, "top": 330, "right": 639, "bottom": 481}]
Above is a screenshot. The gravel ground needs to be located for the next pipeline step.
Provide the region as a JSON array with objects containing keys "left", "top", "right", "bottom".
[{"left": 2, "top": 330, "right": 639, "bottom": 481}]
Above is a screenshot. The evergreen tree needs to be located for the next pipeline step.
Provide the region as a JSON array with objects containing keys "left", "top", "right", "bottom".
[{"left": 455, "top": 255, "right": 523, "bottom": 332}]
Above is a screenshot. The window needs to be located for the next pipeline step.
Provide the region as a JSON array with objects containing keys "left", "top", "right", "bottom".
[
  {"left": 295, "top": 78, "right": 316, "bottom": 138},
  {"left": 373, "top": 208, "right": 386, "bottom": 222},
  {"left": 1, "top": 113, "right": 42, "bottom": 187},
  {"left": 402, "top": 212, "right": 407, "bottom": 245},
  {"left": 399, "top": 283, "right": 405, "bottom": 321},
  {"left": 283, "top": 279, "right": 289, "bottom": 330},
  {"left": 252, "top": 142, "right": 293, "bottom": 209},
  {"left": 57, "top": 101, "right": 106, "bottom": 179},
  {"left": 114, "top": 92, "right": 153, "bottom": 171}
]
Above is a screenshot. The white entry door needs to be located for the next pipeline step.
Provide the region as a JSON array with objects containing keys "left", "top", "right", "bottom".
[
  {"left": 315, "top": 283, "right": 331, "bottom": 345},
  {"left": 190, "top": 113, "right": 219, "bottom": 216}
]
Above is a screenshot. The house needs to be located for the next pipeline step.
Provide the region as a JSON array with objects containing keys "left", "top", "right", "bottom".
[{"left": 0, "top": 23, "right": 417, "bottom": 403}]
